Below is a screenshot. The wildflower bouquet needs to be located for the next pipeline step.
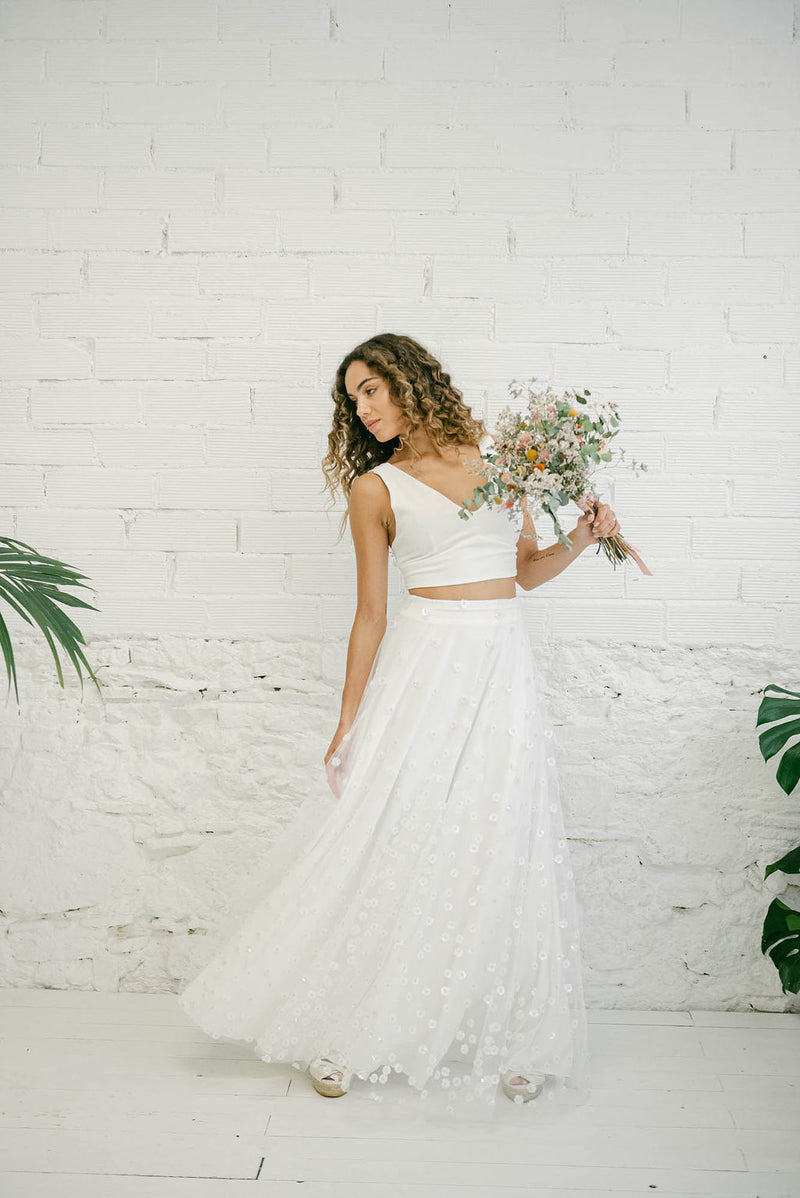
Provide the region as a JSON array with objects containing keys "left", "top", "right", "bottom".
[{"left": 461, "top": 377, "right": 651, "bottom": 574}]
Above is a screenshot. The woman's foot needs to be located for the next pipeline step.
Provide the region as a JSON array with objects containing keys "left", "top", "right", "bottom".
[
  {"left": 309, "top": 1055, "right": 353, "bottom": 1097},
  {"left": 501, "top": 1068, "right": 546, "bottom": 1103}
]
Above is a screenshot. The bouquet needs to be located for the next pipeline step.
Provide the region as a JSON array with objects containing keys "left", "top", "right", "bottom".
[{"left": 460, "top": 377, "right": 652, "bottom": 575}]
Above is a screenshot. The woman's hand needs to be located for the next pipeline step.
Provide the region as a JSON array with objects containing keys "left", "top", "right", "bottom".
[
  {"left": 324, "top": 722, "right": 352, "bottom": 767},
  {"left": 574, "top": 500, "right": 620, "bottom": 548}
]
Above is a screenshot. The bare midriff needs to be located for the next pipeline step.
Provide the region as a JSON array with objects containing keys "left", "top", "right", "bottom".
[{"left": 408, "top": 577, "right": 517, "bottom": 600}]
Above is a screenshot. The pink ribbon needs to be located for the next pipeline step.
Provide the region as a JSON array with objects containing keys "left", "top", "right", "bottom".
[
  {"left": 623, "top": 543, "right": 653, "bottom": 577},
  {"left": 577, "top": 494, "right": 653, "bottom": 576}
]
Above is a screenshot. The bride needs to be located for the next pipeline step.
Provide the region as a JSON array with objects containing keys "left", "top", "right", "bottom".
[{"left": 178, "top": 332, "right": 620, "bottom": 1124}]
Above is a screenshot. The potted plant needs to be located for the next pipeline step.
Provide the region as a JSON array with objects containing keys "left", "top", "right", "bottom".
[{"left": 758, "top": 684, "right": 800, "bottom": 995}]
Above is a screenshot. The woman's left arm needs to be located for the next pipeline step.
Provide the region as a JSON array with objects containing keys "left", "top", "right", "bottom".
[{"left": 515, "top": 498, "right": 620, "bottom": 592}]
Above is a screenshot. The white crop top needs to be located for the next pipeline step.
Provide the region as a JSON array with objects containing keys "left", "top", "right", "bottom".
[{"left": 369, "top": 436, "right": 522, "bottom": 589}]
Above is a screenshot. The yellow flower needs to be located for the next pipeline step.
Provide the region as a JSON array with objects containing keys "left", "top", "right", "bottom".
[
  {"left": 567, "top": 408, "right": 577, "bottom": 417},
  {"left": 525, "top": 447, "right": 538, "bottom": 460}
]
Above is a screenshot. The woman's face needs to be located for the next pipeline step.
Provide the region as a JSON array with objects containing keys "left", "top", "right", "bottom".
[{"left": 344, "top": 360, "right": 407, "bottom": 442}]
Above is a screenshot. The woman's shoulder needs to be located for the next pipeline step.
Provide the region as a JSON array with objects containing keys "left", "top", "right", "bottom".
[{"left": 350, "top": 466, "right": 391, "bottom": 506}]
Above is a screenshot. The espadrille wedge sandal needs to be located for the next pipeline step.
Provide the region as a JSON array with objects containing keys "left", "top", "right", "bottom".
[
  {"left": 308, "top": 1055, "right": 353, "bottom": 1097},
  {"left": 501, "top": 1069, "right": 546, "bottom": 1102}
]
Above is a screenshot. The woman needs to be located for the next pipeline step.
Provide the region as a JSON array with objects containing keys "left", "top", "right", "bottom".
[{"left": 178, "top": 333, "right": 619, "bottom": 1125}]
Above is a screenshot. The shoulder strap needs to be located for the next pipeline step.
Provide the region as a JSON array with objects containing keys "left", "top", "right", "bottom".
[{"left": 369, "top": 461, "right": 400, "bottom": 500}]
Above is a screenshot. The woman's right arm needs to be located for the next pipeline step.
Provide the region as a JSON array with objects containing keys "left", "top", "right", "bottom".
[{"left": 324, "top": 472, "right": 391, "bottom": 763}]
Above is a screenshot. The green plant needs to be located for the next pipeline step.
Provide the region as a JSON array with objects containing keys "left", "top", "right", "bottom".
[
  {"left": 0, "top": 535, "right": 101, "bottom": 705},
  {"left": 757, "top": 683, "right": 800, "bottom": 995}
]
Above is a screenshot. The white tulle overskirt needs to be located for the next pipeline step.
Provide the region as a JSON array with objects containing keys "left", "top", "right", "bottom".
[{"left": 177, "top": 592, "right": 591, "bottom": 1127}]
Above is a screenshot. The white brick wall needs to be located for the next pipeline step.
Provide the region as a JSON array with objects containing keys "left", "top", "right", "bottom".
[{"left": 0, "top": 0, "right": 797, "bottom": 1010}]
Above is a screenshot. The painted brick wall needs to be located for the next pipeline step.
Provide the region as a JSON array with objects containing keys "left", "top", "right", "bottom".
[{"left": 0, "top": 0, "right": 798, "bottom": 1008}]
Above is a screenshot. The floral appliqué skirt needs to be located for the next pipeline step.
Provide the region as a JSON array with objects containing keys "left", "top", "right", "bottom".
[{"left": 177, "top": 592, "right": 591, "bottom": 1127}]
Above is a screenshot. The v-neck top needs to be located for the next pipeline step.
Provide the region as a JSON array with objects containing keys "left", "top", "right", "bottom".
[{"left": 369, "top": 434, "right": 522, "bottom": 589}]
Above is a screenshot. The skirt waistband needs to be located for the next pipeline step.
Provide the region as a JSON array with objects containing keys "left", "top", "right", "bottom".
[{"left": 398, "top": 592, "right": 522, "bottom": 624}]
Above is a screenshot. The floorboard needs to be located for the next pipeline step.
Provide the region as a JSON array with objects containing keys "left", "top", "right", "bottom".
[{"left": 0, "top": 988, "right": 797, "bottom": 1196}]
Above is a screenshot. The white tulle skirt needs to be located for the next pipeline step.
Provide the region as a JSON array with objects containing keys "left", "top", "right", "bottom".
[{"left": 177, "top": 592, "right": 591, "bottom": 1127}]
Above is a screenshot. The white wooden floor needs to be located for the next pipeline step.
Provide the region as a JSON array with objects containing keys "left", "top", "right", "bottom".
[{"left": 0, "top": 988, "right": 798, "bottom": 1197}]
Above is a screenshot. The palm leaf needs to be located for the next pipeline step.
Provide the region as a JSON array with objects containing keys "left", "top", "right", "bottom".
[{"left": 0, "top": 535, "right": 102, "bottom": 704}]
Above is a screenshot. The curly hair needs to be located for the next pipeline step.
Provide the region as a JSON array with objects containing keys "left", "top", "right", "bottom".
[{"left": 320, "top": 333, "right": 488, "bottom": 542}]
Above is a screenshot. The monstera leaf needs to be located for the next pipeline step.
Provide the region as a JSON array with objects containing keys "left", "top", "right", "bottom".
[
  {"left": 757, "top": 683, "right": 800, "bottom": 796},
  {"left": 758, "top": 684, "right": 800, "bottom": 995},
  {"left": 0, "top": 535, "right": 101, "bottom": 704},
  {"left": 761, "top": 895, "right": 800, "bottom": 996}
]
